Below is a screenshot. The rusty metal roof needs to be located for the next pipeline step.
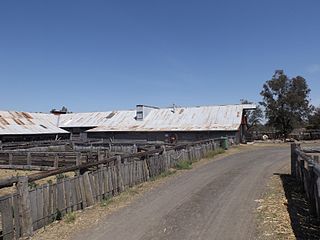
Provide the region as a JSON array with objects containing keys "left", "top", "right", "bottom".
[
  {"left": 0, "top": 104, "right": 255, "bottom": 135},
  {"left": 85, "top": 104, "right": 256, "bottom": 132},
  {"left": 0, "top": 111, "right": 69, "bottom": 135},
  {"left": 58, "top": 112, "right": 121, "bottom": 128}
]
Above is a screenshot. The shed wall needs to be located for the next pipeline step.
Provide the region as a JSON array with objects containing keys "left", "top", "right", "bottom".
[{"left": 87, "top": 130, "right": 240, "bottom": 143}]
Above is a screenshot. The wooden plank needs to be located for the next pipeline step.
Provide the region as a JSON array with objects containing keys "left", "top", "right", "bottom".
[
  {"left": 29, "top": 189, "right": 38, "bottom": 230},
  {"left": 123, "top": 163, "right": 128, "bottom": 187},
  {"left": 89, "top": 173, "right": 97, "bottom": 201},
  {"left": 113, "top": 165, "right": 118, "bottom": 194},
  {"left": 42, "top": 184, "right": 49, "bottom": 226},
  {"left": 0, "top": 165, "right": 54, "bottom": 171},
  {"left": 74, "top": 176, "right": 83, "bottom": 210},
  {"left": 49, "top": 183, "right": 56, "bottom": 222},
  {"left": 56, "top": 179, "right": 66, "bottom": 215},
  {"left": 116, "top": 156, "right": 124, "bottom": 193},
  {"left": 36, "top": 187, "right": 44, "bottom": 229},
  {"left": 54, "top": 154, "right": 59, "bottom": 168},
  {"left": 94, "top": 171, "right": 101, "bottom": 201},
  {"left": 64, "top": 179, "right": 71, "bottom": 213},
  {"left": 12, "top": 194, "right": 21, "bottom": 238},
  {"left": 8, "top": 153, "right": 13, "bottom": 165},
  {"left": 0, "top": 196, "right": 14, "bottom": 240},
  {"left": 83, "top": 172, "right": 95, "bottom": 206},
  {"left": 108, "top": 167, "right": 113, "bottom": 194},
  {"left": 103, "top": 168, "right": 109, "bottom": 198},
  {"left": 129, "top": 162, "right": 133, "bottom": 187},
  {"left": 27, "top": 152, "right": 31, "bottom": 166},
  {"left": 79, "top": 176, "right": 87, "bottom": 208},
  {"left": 143, "top": 159, "right": 150, "bottom": 181},
  {"left": 75, "top": 152, "right": 81, "bottom": 176},
  {"left": 98, "top": 169, "right": 105, "bottom": 199},
  {"left": 137, "top": 161, "right": 141, "bottom": 183},
  {"left": 69, "top": 178, "right": 78, "bottom": 211}
]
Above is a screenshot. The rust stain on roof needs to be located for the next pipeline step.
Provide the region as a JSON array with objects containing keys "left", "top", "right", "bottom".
[
  {"left": 21, "top": 112, "right": 33, "bottom": 119},
  {"left": 13, "top": 118, "right": 25, "bottom": 125},
  {"left": 0, "top": 116, "right": 10, "bottom": 125}
]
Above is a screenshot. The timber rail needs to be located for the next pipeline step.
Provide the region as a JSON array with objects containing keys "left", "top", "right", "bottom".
[
  {"left": 291, "top": 143, "right": 320, "bottom": 218},
  {"left": 0, "top": 138, "right": 225, "bottom": 189}
]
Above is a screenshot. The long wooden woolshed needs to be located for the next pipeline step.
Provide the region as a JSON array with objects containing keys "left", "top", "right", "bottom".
[{"left": 0, "top": 104, "right": 255, "bottom": 143}]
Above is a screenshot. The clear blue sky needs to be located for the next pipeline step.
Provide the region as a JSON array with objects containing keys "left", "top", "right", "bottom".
[{"left": 0, "top": 0, "right": 319, "bottom": 112}]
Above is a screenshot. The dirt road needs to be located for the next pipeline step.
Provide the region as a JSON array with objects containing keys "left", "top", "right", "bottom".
[{"left": 72, "top": 146, "right": 289, "bottom": 240}]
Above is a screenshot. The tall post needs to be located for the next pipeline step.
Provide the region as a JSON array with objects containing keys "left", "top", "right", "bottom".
[
  {"left": 75, "top": 152, "right": 81, "bottom": 176},
  {"left": 8, "top": 153, "right": 13, "bottom": 165},
  {"left": 54, "top": 154, "right": 59, "bottom": 169},
  {"left": 116, "top": 156, "right": 124, "bottom": 192},
  {"left": 17, "top": 176, "right": 33, "bottom": 237},
  {"left": 98, "top": 150, "right": 104, "bottom": 169},
  {"left": 291, "top": 143, "right": 299, "bottom": 178},
  {"left": 27, "top": 152, "right": 31, "bottom": 166},
  {"left": 308, "top": 165, "right": 317, "bottom": 216}
]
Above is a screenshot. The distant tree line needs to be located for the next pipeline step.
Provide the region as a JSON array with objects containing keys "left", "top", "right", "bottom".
[{"left": 243, "top": 70, "right": 320, "bottom": 139}]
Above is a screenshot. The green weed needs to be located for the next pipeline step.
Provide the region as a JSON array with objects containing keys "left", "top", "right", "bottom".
[
  {"left": 175, "top": 160, "right": 192, "bottom": 170},
  {"left": 204, "top": 148, "right": 225, "bottom": 159},
  {"left": 64, "top": 212, "right": 76, "bottom": 223}
]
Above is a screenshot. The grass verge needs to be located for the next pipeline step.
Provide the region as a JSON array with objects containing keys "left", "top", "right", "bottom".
[
  {"left": 64, "top": 212, "right": 76, "bottom": 224},
  {"left": 175, "top": 160, "right": 193, "bottom": 170},
  {"left": 204, "top": 148, "right": 225, "bottom": 159},
  {"left": 150, "top": 169, "right": 177, "bottom": 181}
]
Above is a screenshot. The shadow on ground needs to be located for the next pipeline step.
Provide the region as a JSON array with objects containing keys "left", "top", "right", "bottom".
[{"left": 276, "top": 173, "right": 320, "bottom": 239}]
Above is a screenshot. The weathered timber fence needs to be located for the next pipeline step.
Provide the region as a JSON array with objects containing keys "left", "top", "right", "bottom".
[
  {"left": 0, "top": 144, "right": 141, "bottom": 170},
  {"left": 0, "top": 151, "right": 100, "bottom": 170},
  {"left": 291, "top": 143, "right": 320, "bottom": 218},
  {"left": 0, "top": 140, "right": 71, "bottom": 151},
  {"left": 0, "top": 138, "right": 224, "bottom": 239}
]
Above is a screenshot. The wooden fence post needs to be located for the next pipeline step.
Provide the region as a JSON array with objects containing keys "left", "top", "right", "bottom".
[
  {"left": 291, "top": 143, "right": 299, "bottom": 177},
  {"left": 98, "top": 150, "right": 104, "bottom": 169},
  {"left": 16, "top": 176, "right": 33, "bottom": 237},
  {"left": 116, "top": 156, "right": 124, "bottom": 193},
  {"left": 54, "top": 154, "right": 59, "bottom": 169},
  {"left": 83, "top": 172, "right": 95, "bottom": 206},
  {"left": 308, "top": 165, "right": 317, "bottom": 216},
  {"left": 8, "top": 153, "right": 13, "bottom": 165},
  {"left": 27, "top": 153, "right": 31, "bottom": 166},
  {"left": 75, "top": 152, "right": 81, "bottom": 176}
]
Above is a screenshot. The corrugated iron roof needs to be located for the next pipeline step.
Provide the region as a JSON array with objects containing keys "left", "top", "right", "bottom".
[
  {"left": 0, "top": 111, "right": 68, "bottom": 135},
  {"left": 58, "top": 112, "right": 119, "bottom": 128},
  {"left": 0, "top": 104, "right": 255, "bottom": 135},
  {"left": 85, "top": 104, "right": 256, "bottom": 132}
]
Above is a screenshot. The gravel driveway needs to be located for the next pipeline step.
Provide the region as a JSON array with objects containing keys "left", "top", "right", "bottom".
[{"left": 72, "top": 146, "right": 289, "bottom": 240}]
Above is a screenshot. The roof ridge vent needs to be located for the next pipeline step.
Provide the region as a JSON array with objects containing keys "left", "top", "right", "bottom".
[{"left": 135, "top": 104, "right": 159, "bottom": 121}]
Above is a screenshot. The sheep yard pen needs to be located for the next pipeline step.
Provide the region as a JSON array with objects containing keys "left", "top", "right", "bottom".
[{"left": 0, "top": 138, "right": 228, "bottom": 239}]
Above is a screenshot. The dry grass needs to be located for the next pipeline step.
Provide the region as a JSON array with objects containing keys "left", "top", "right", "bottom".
[
  {"left": 256, "top": 172, "right": 295, "bottom": 239},
  {"left": 256, "top": 166, "right": 320, "bottom": 240}
]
